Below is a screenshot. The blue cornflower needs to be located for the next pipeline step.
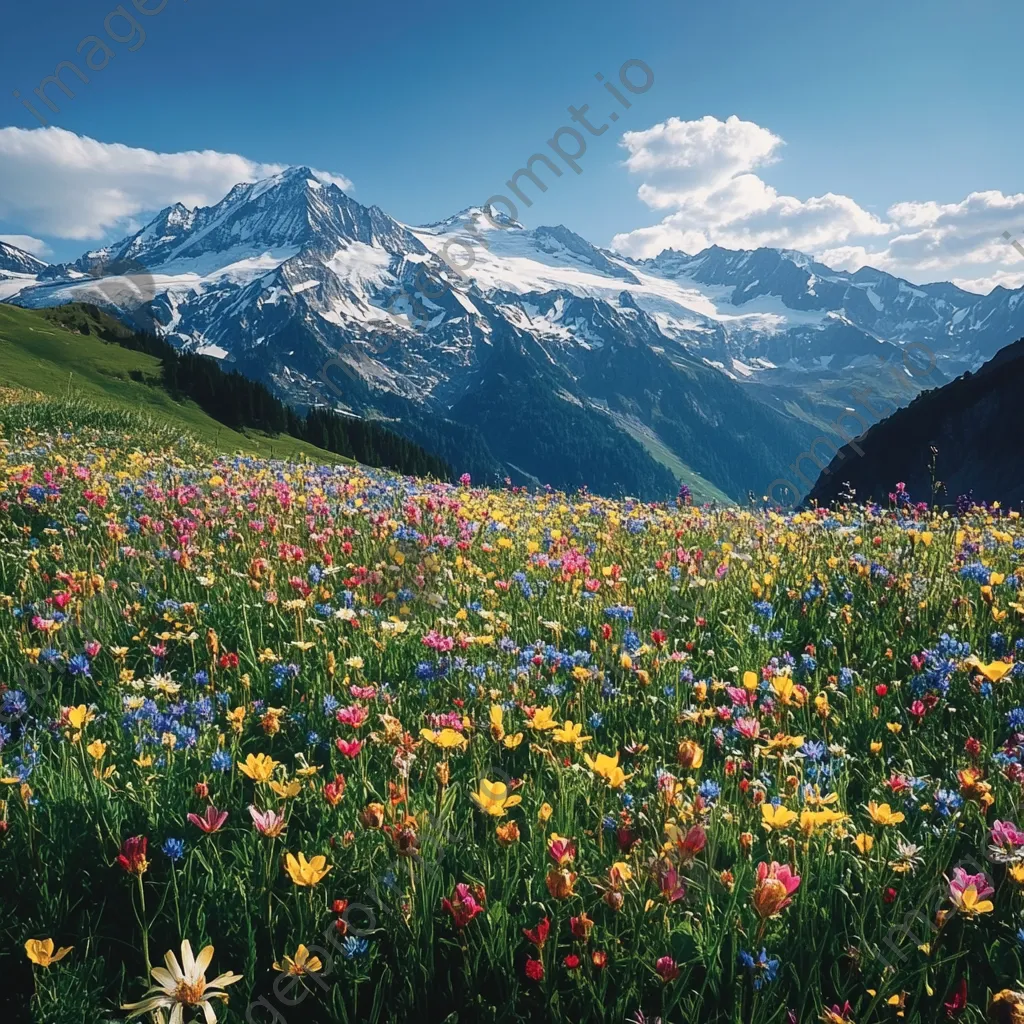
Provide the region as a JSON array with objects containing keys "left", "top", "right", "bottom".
[
  {"left": 68, "top": 654, "right": 91, "bottom": 678},
  {"left": 934, "top": 789, "right": 963, "bottom": 817},
  {"left": 697, "top": 779, "right": 721, "bottom": 804},
  {"left": 739, "top": 948, "right": 780, "bottom": 989},
  {"left": 341, "top": 937, "right": 369, "bottom": 959},
  {"left": 162, "top": 837, "right": 186, "bottom": 862},
  {"left": 210, "top": 750, "right": 232, "bottom": 773}
]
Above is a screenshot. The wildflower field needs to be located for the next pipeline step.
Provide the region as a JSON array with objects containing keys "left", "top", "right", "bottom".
[{"left": 4, "top": 401, "right": 1024, "bottom": 1024}]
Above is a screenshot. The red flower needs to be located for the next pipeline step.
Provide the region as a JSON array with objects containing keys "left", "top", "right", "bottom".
[
  {"left": 601, "top": 624, "right": 613, "bottom": 641},
  {"left": 442, "top": 882, "right": 483, "bottom": 929},
  {"left": 650, "top": 629, "right": 667, "bottom": 647},
  {"left": 335, "top": 738, "right": 364, "bottom": 758},
  {"left": 883, "top": 886, "right": 898, "bottom": 904},
  {"left": 523, "top": 916, "right": 550, "bottom": 949},
  {"left": 944, "top": 977, "right": 967, "bottom": 1018},
  {"left": 875, "top": 684, "right": 888, "bottom": 697},
  {"left": 525, "top": 958, "right": 544, "bottom": 982},
  {"left": 323, "top": 774, "right": 347, "bottom": 806},
  {"left": 117, "top": 835, "right": 149, "bottom": 875},
  {"left": 591, "top": 950, "right": 608, "bottom": 969},
  {"left": 655, "top": 955, "right": 680, "bottom": 983},
  {"left": 965, "top": 737, "right": 981, "bottom": 757},
  {"left": 187, "top": 805, "right": 228, "bottom": 834},
  {"left": 563, "top": 954, "right": 580, "bottom": 970},
  {"left": 676, "top": 824, "right": 706, "bottom": 861}
]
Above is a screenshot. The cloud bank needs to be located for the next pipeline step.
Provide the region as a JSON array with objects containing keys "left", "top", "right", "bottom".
[
  {"left": 611, "top": 115, "right": 1024, "bottom": 294},
  {"left": 0, "top": 127, "right": 353, "bottom": 242}
]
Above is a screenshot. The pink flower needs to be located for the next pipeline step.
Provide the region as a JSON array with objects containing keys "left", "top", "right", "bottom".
[
  {"left": 336, "top": 705, "right": 369, "bottom": 728},
  {"left": 658, "top": 862, "right": 686, "bottom": 903},
  {"left": 735, "top": 717, "right": 761, "bottom": 740},
  {"left": 752, "top": 861, "right": 801, "bottom": 918},
  {"left": 655, "top": 955, "right": 680, "bottom": 983},
  {"left": 248, "top": 805, "right": 287, "bottom": 837},
  {"left": 442, "top": 882, "right": 483, "bottom": 929},
  {"left": 335, "top": 738, "right": 364, "bottom": 758},
  {"left": 949, "top": 867, "right": 994, "bottom": 900},
  {"left": 350, "top": 685, "right": 377, "bottom": 700},
  {"left": 991, "top": 820, "right": 1024, "bottom": 850},
  {"left": 187, "top": 805, "right": 229, "bottom": 833}
]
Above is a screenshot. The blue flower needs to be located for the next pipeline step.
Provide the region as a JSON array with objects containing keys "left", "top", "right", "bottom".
[
  {"left": 739, "top": 948, "right": 779, "bottom": 989},
  {"left": 162, "top": 837, "right": 185, "bottom": 862},
  {"left": 697, "top": 779, "right": 721, "bottom": 804},
  {"left": 68, "top": 654, "right": 92, "bottom": 678},
  {"left": 342, "top": 937, "right": 369, "bottom": 959},
  {"left": 210, "top": 750, "right": 232, "bottom": 773}
]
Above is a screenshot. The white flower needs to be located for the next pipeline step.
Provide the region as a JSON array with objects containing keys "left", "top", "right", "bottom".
[{"left": 122, "top": 940, "right": 242, "bottom": 1024}]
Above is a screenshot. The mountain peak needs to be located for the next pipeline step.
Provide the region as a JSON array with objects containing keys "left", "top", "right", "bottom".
[{"left": 0, "top": 241, "right": 48, "bottom": 276}]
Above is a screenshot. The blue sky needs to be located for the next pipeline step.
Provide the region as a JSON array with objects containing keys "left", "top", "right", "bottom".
[{"left": 2, "top": 0, "right": 1023, "bottom": 291}]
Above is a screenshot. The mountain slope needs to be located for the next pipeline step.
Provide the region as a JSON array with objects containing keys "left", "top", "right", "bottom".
[
  {"left": 0, "top": 241, "right": 47, "bottom": 302},
  {"left": 804, "top": 335, "right": 1024, "bottom": 508},
  {"left": 0, "top": 303, "right": 444, "bottom": 476},
  {"left": 9, "top": 167, "right": 1024, "bottom": 502}
]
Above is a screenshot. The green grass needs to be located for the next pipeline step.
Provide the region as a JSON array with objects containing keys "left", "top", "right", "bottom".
[
  {"left": 604, "top": 408, "right": 733, "bottom": 503},
  {"left": 0, "top": 304, "right": 350, "bottom": 464}
]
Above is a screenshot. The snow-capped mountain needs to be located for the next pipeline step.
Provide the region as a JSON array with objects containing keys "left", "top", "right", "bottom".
[
  {"left": 0, "top": 241, "right": 47, "bottom": 301},
  {"left": 8, "top": 166, "right": 1024, "bottom": 501}
]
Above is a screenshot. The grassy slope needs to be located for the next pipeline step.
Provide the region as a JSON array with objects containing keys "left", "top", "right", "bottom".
[{"left": 0, "top": 305, "right": 350, "bottom": 464}]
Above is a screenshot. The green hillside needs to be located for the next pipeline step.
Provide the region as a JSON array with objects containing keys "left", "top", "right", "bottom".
[{"left": 0, "top": 304, "right": 349, "bottom": 464}]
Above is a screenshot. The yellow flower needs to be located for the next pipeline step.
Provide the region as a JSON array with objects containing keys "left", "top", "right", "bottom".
[
  {"left": 420, "top": 728, "right": 469, "bottom": 750},
  {"left": 238, "top": 752, "right": 280, "bottom": 782},
  {"left": 967, "top": 657, "right": 1013, "bottom": 683},
  {"left": 866, "top": 801, "right": 905, "bottom": 826},
  {"left": 470, "top": 779, "right": 522, "bottom": 817},
  {"left": 886, "top": 722, "right": 903, "bottom": 734},
  {"left": 584, "top": 751, "right": 632, "bottom": 789},
  {"left": 269, "top": 779, "right": 302, "bottom": 799},
  {"left": 284, "top": 851, "right": 332, "bottom": 887},
  {"left": 799, "top": 809, "right": 846, "bottom": 834},
  {"left": 551, "top": 720, "right": 592, "bottom": 749},
  {"left": 1008, "top": 864, "right": 1024, "bottom": 887},
  {"left": 952, "top": 885, "right": 994, "bottom": 917},
  {"left": 538, "top": 802, "right": 553, "bottom": 823},
  {"left": 771, "top": 675, "right": 805, "bottom": 707},
  {"left": 677, "top": 739, "right": 704, "bottom": 769},
  {"left": 502, "top": 732, "right": 524, "bottom": 749},
  {"left": 870, "top": 741, "right": 883, "bottom": 754},
  {"left": 609, "top": 861, "right": 633, "bottom": 887},
  {"left": 854, "top": 833, "right": 875, "bottom": 855},
  {"left": 528, "top": 706, "right": 558, "bottom": 731},
  {"left": 273, "top": 944, "right": 323, "bottom": 975},
  {"left": 489, "top": 704, "right": 506, "bottom": 741},
  {"left": 226, "top": 706, "right": 246, "bottom": 734},
  {"left": 25, "top": 938, "right": 72, "bottom": 967},
  {"left": 86, "top": 739, "right": 107, "bottom": 761},
  {"left": 66, "top": 705, "right": 92, "bottom": 731},
  {"left": 760, "top": 804, "right": 798, "bottom": 831}
]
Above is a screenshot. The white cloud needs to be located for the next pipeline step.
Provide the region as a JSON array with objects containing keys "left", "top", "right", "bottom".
[
  {"left": 0, "top": 234, "right": 50, "bottom": 258},
  {"left": 0, "top": 127, "right": 353, "bottom": 241},
  {"left": 612, "top": 115, "right": 1024, "bottom": 294}
]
